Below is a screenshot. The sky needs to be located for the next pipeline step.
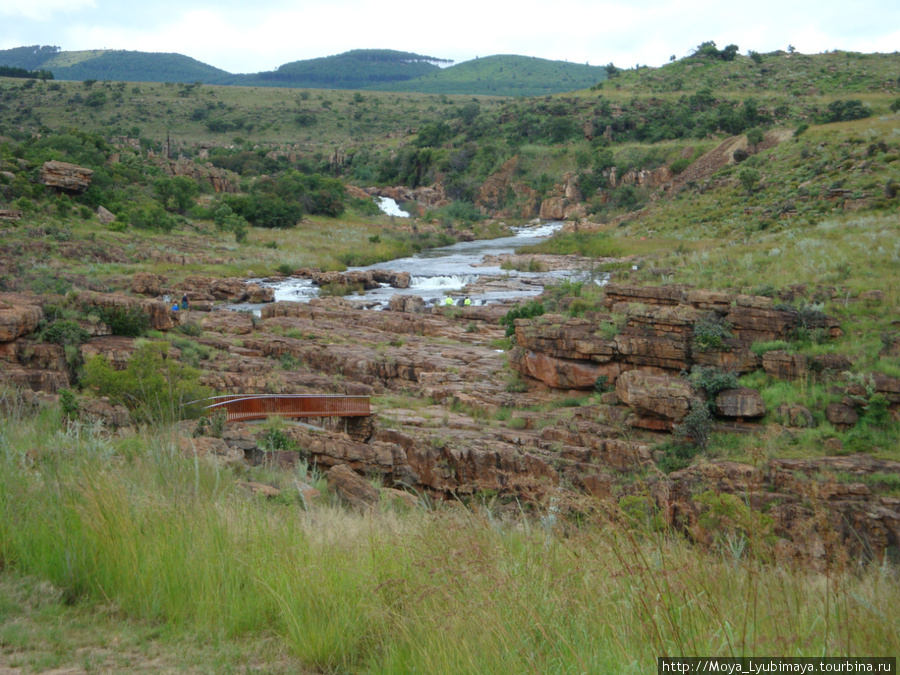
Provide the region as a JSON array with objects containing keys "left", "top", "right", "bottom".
[{"left": 1, "top": 0, "right": 899, "bottom": 74}]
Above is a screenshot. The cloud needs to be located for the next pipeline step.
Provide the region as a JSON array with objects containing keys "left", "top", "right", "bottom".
[{"left": 0, "top": 0, "right": 96, "bottom": 21}]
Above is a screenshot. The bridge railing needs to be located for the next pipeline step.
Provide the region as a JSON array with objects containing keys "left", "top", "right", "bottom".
[{"left": 195, "top": 394, "right": 371, "bottom": 423}]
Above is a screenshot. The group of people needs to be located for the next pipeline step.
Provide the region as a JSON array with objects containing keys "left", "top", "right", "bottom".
[
  {"left": 444, "top": 296, "right": 472, "bottom": 307},
  {"left": 166, "top": 294, "right": 190, "bottom": 312}
]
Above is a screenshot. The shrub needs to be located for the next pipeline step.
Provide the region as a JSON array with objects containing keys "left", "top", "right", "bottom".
[
  {"left": 96, "top": 305, "right": 149, "bottom": 338},
  {"left": 669, "top": 158, "right": 691, "bottom": 175},
  {"left": 499, "top": 300, "right": 545, "bottom": 337},
  {"left": 41, "top": 320, "right": 90, "bottom": 346},
  {"left": 655, "top": 439, "right": 701, "bottom": 473},
  {"left": 673, "top": 399, "right": 713, "bottom": 451},
  {"left": 82, "top": 341, "right": 211, "bottom": 423},
  {"left": 685, "top": 365, "right": 739, "bottom": 400},
  {"left": 691, "top": 312, "right": 733, "bottom": 353}
]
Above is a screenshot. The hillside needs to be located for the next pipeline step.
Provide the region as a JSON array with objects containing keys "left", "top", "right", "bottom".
[
  {"left": 0, "top": 46, "right": 231, "bottom": 84},
  {"left": 232, "top": 49, "right": 451, "bottom": 89},
  {"left": 364, "top": 54, "right": 608, "bottom": 96},
  {"left": 0, "top": 45, "right": 607, "bottom": 96}
]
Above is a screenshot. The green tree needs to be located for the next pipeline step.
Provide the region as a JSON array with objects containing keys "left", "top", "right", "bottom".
[
  {"left": 155, "top": 176, "right": 199, "bottom": 214},
  {"left": 738, "top": 167, "right": 760, "bottom": 194}
]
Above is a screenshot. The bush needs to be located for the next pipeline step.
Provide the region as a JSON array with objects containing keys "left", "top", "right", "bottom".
[
  {"left": 691, "top": 312, "right": 733, "bottom": 353},
  {"left": 96, "top": 305, "right": 150, "bottom": 338},
  {"left": 685, "top": 365, "right": 739, "bottom": 400},
  {"left": 82, "top": 341, "right": 211, "bottom": 423},
  {"left": 41, "top": 320, "right": 90, "bottom": 346},
  {"left": 673, "top": 399, "right": 713, "bottom": 451},
  {"left": 499, "top": 300, "right": 545, "bottom": 337},
  {"left": 669, "top": 158, "right": 691, "bottom": 175}
]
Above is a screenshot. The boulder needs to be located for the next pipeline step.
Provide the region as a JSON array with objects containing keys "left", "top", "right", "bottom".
[
  {"left": 236, "top": 481, "right": 281, "bottom": 498},
  {"left": 179, "top": 436, "right": 244, "bottom": 467},
  {"left": 39, "top": 161, "right": 93, "bottom": 193},
  {"left": 327, "top": 464, "right": 380, "bottom": 508},
  {"left": 510, "top": 349, "right": 624, "bottom": 389},
  {"left": 826, "top": 403, "right": 858, "bottom": 429},
  {"left": 615, "top": 370, "right": 695, "bottom": 422},
  {"left": 775, "top": 404, "right": 816, "bottom": 428},
  {"left": 0, "top": 302, "right": 43, "bottom": 342},
  {"left": 131, "top": 273, "right": 167, "bottom": 297},
  {"left": 246, "top": 284, "right": 275, "bottom": 303},
  {"left": 762, "top": 350, "right": 807, "bottom": 380},
  {"left": 715, "top": 388, "right": 766, "bottom": 418},
  {"left": 97, "top": 206, "right": 116, "bottom": 224},
  {"left": 388, "top": 295, "right": 426, "bottom": 314},
  {"left": 200, "top": 311, "right": 254, "bottom": 335}
]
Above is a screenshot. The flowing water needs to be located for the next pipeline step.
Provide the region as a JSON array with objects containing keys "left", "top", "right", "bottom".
[{"left": 250, "top": 199, "right": 601, "bottom": 310}]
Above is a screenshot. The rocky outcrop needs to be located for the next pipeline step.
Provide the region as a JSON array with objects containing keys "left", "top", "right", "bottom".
[
  {"left": 715, "top": 388, "right": 766, "bottom": 418},
  {"left": 76, "top": 292, "right": 176, "bottom": 332},
  {"left": 0, "top": 299, "right": 43, "bottom": 342},
  {"left": 510, "top": 286, "right": 842, "bottom": 390},
  {"left": 294, "top": 268, "right": 411, "bottom": 290},
  {"left": 327, "top": 464, "right": 380, "bottom": 508},
  {"left": 657, "top": 456, "right": 900, "bottom": 562},
  {"left": 615, "top": 370, "right": 695, "bottom": 430},
  {"left": 39, "top": 161, "right": 93, "bottom": 193},
  {"left": 540, "top": 173, "right": 586, "bottom": 220}
]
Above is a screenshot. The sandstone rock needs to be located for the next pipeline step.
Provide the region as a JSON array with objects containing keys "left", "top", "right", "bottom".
[
  {"left": 179, "top": 436, "right": 244, "bottom": 467},
  {"left": 200, "top": 311, "right": 254, "bottom": 335},
  {"left": 615, "top": 370, "right": 695, "bottom": 422},
  {"left": 388, "top": 295, "right": 426, "bottom": 313},
  {"left": 97, "top": 206, "right": 116, "bottom": 224},
  {"left": 872, "top": 372, "right": 900, "bottom": 403},
  {"left": 382, "top": 487, "right": 419, "bottom": 508},
  {"left": 210, "top": 278, "right": 250, "bottom": 301},
  {"left": 39, "top": 161, "right": 93, "bottom": 193},
  {"left": 726, "top": 306, "right": 797, "bottom": 343},
  {"left": 826, "top": 403, "right": 858, "bottom": 429},
  {"left": 715, "top": 388, "right": 766, "bottom": 418},
  {"left": 76, "top": 292, "right": 175, "bottom": 332},
  {"left": 775, "top": 404, "right": 816, "bottom": 428},
  {"left": 762, "top": 350, "right": 807, "bottom": 380},
  {"left": 510, "top": 349, "right": 623, "bottom": 389},
  {"left": 80, "top": 396, "right": 130, "bottom": 428},
  {"left": 246, "top": 284, "right": 275, "bottom": 303},
  {"left": 327, "top": 464, "right": 380, "bottom": 508},
  {"left": 236, "top": 481, "right": 281, "bottom": 498},
  {"left": 131, "top": 273, "right": 167, "bottom": 297},
  {"left": 603, "top": 283, "right": 686, "bottom": 307},
  {"left": 0, "top": 302, "right": 43, "bottom": 342}
]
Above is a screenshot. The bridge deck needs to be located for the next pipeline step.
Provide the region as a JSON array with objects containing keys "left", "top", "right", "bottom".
[{"left": 201, "top": 394, "right": 371, "bottom": 423}]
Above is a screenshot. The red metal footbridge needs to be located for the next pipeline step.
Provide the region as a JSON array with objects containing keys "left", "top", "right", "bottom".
[{"left": 197, "top": 394, "right": 371, "bottom": 424}]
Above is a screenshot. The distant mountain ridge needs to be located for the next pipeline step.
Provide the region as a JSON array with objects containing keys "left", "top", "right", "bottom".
[{"left": 0, "top": 46, "right": 607, "bottom": 96}]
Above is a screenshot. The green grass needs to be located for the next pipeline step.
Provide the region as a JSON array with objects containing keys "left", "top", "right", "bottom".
[{"left": 2, "top": 400, "right": 898, "bottom": 673}]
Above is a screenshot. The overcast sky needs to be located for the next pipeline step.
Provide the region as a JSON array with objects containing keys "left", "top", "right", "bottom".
[{"left": 2, "top": 0, "right": 898, "bottom": 74}]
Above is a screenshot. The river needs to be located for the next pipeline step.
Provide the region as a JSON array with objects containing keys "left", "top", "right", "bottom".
[{"left": 249, "top": 201, "right": 600, "bottom": 310}]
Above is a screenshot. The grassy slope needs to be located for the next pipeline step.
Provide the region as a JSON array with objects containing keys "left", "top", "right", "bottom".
[
  {"left": 1, "top": 409, "right": 897, "bottom": 673},
  {"left": 369, "top": 54, "right": 608, "bottom": 96}
]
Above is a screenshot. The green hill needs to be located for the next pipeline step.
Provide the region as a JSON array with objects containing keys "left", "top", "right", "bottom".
[
  {"left": 0, "top": 46, "right": 231, "bottom": 84},
  {"left": 233, "top": 49, "right": 451, "bottom": 89},
  {"left": 367, "top": 54, "right": 608, "bottom": 96}
]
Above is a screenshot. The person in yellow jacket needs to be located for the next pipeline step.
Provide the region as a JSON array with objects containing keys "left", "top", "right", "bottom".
[{"left": 444, "top": 296, "right": 454, "bottom": 306}]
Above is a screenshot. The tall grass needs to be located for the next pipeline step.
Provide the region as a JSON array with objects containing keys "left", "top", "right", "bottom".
[{"left": 1, "top": 400, "right": 898, "bottom": 672}]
